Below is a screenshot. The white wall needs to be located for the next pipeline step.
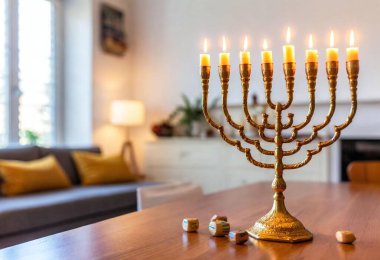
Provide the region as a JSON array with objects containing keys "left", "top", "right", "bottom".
[
  {"left": 63, "top": 0, "right": 93, "bottom": 145},
  {"left": 127, "top": 0, "right": 380, "bottom": 168},
  {"left": 63, "top": 0, "right": 132, "bottom": 154},
  {"left": 92, "top": 0, "right": 133, "bottom": 154}
]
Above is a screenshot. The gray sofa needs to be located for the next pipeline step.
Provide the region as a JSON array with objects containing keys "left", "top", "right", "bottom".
[{"left": 0, "top": 145, "right": 155, "bottom": 248}]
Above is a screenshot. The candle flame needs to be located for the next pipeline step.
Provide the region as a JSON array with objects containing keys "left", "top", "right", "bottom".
[
  {"left": 203, "top": 39, "right": 208, "bottom": 53},
  {"left": 222, "top": 36, "right": 227, "bottom": 52},
  {"left": 263, "top": 39, "right": 268, "bottom": 50},
  {"left": 309, "top": 34, "right": 313, "bottom": 49},
  {"left": 350, "top": 30, "right": 355, "bottom": 47},
  {"left": 286, "top": 27, "right": 291, "bottom": 43},
  {"left": 330, "top": 31, "right": 335, "bottom": 47},
  {"left": 243, "top": 36, "right": 248, "bottom": 51}
]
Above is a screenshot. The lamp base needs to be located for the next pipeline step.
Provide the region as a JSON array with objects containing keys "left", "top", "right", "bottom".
[{"left": 247, "top": 192, "right": 313, "bottom": 243}]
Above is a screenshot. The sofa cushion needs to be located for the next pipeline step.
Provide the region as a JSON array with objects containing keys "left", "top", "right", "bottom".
[
  {"left": 39, "top": 146, "right": 101, "bottom": 184},
  {"left": 0, "top": 146, "right": 40, "bottom": 161},
  {"left": 0, "top": 155, "right": 71, "bottom": 196},
  {"left": 0, "top": 181, "right": 156, "bottom": 236},
  {"left": 72, "top": 152, "right": 139, "bottom": 185}
]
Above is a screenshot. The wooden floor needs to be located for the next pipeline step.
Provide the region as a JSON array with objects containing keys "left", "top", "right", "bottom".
[{"left": 0, "top": 182, "right": 379, "bottom": 259}]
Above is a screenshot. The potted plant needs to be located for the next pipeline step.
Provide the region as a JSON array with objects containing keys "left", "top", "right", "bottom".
[
  {"left": 172, "top": 94, "right": 218, "bottom": 137},
  {"left": 21, "top": 130, "right": 40, "bottom": 144}
]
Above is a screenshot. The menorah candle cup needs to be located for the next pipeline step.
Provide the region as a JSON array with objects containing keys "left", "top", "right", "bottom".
[
  {"left": 283, "top": 62, "right": 296, "bottom": 77},
  {"left": 282, "top": 62, "right": 296, "bottom": 109},
  {"left": 261, "top": 63, "right": 275, "bottom": 109},
  {"left": 239, "top": 64, "right": 252, "bottom": 79},
  {"left": 261, "top": 63, "right": 274, "bottom": 79},
  {"left": 305, "top": 62, "right": 318, "bottom": 80},
  {"left": 200, "top": 66, "right": 211, "bottom": 80},
  {"left": 218, "top": 65, "right": 231, "bottom": 83},
  {"left": 346, "top": 60, "right": 359, "bottom": 77},
  {"left": 326, "top": 61, "right": 339, "bottom": 77}
]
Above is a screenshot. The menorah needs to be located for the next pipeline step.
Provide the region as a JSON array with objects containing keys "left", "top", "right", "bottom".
[{"left": 200, "top": 41, "right": 359, "bottom": 242}]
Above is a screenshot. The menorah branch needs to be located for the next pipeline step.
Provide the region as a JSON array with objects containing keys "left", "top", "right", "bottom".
[
  {"left": 258, "top": 127, "right": 275, "bottom": 142},
  {"left": 201, "top": 66, "right": 274, "bottom": 169},
  {"left": 241, "top": 64, "right": 266, "bottom": 130},
  {"left": 284, "top": 60, "right": 358, "bottom": 169},
  {"left": 281, "top": 63, "right": 296, "bottom": 110},
  {"left": 220, "top": 65, "right": 244, "bottom": 131},
  {"left": 262, "top": 63, "right": 296, "bottom": 130},
  {"left": 239, "top": 130, "right": 275, "bottom": 155},
  {"left": 282, "top": 63, "right": 317, "bottom": 143},
  {"left": 262, "top": 63, "right": 276, "bottom": 110},
  {"left": 262, "top": 112, "right": 294, "bottom": 130},
  {"left": 219, "top": 65, "right": 276, "bottom": 156},
  {"left": 282, "top": 61, "right": 337, "bottom": 149}
]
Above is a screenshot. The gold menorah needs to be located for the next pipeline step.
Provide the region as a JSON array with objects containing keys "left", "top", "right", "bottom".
[{"left": 200, "top": 59, "right": 359, "bottom": 242}]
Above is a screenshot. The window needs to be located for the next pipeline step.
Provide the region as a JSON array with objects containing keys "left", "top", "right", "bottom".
[
  {"left": 0, "top": 0, "right": 8, "bottom": 144},
  {"left": 0, "top": 0, "right": 59, "bottom": 146}
]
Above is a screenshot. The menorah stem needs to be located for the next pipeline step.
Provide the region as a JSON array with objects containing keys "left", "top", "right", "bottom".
[
  {"left": 282, "top": 62, "right": 296, "bottom": 110},
  {"left": 240, "top": 64, "right": 265, "bottom": 130},
  {"left": 201, "top": 67, "right": 219, "bottom": 130},
  {"left": 247, "top": 103, "right": 313, "bottom": 243},
  {"left": 271, "top": 103, "right": 289, "bottom": 218},
  {"left": 262, "top": 63, "right": 276, "bottom": 110},
  {"left": 273, "top": 103, "right": 286, "bottom": 193}
]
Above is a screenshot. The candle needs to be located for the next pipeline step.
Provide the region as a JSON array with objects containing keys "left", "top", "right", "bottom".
[
  {"left": 219, "top": 36, "right": 230, "bottom": 66},
  {"left": 346, "top": 30, "right": 359, "bottom": 61},
  {"left": 261, "top": 39, "right": 273, "bottom": 63},
  {"left": 200, "top": 39, "right": 210, "bottom": 66},
  {"left": 283, "top": 27, "right": 295, "bottom": 63},
  {"left": 306, "top": 34, "right": 318, "bottom": 63},
  {"left": 326, "top": 31, "right": 339, "bottom": 62},
  {"left": 240, "top": 36, "right": 251, "bottom": 64}
]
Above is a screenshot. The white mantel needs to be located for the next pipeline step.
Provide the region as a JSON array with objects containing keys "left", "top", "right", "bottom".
[
  {"left": 143, "top": 100, "right": 379, "bottom": 192},
  {"left": 144, "top": 137, "right": 331, "bottom": 194}
]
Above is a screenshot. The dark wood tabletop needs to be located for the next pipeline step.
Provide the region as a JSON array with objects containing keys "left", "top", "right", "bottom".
[{"left": 0, "top": 182, "right": 379, "bottom": 260}]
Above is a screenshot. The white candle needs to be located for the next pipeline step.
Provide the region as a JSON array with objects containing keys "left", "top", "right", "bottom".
[
  {"left": 240, "top": 36, "right": 251, "bottom": 64},
  {"left": 283, "top": 27, "right": 295, "bottom": 63},
  {"left": 261, "top": 39, "right": 273, "bottom": 63},
  {"left": 200, "top": 39, "right": 210, "bottom": 66},
  {"left": 219, "top": 36, "right": 230, "bottom": 66},
  {"left": 346, "top": 30, "right": 359, "bottom": 61},
  {"left": 306, "top": 34, "right": 318, "bottom": 63},
  {"left": 326, "top": 31, "right": 339, "bottom": 62}
]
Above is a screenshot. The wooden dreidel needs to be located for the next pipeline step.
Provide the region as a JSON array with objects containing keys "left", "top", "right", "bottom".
[
  {"left": 229, "top": 230, "right": 249, "bottom": 245},
  {"left": 182, "top": 218, "right": 199, "bottom": 232},
  {"left": 336, "top": 230, "right": 356, "bottom": 244},
  {"left": 208, "top": 221, "right": 230, "bottom": 237},
  {"left": 210, "top": 214, "right": 228, "bottom": 222}
]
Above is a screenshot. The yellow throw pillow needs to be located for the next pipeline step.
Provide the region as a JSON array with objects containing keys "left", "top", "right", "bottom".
[
  {"left": 0, "top": 155, "right": 71, "bottom": 196},
  {"left": 72, "top": 152, "right": 138, "bottom": 185}
]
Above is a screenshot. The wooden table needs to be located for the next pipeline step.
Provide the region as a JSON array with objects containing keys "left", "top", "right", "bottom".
[{"left": 1, "top": 182, "right": 379, "bottom": 259}]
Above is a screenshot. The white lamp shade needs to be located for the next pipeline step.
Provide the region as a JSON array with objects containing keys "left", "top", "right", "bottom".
[{"left": 111, "top": 100, "right": 145, "bottom": 126}]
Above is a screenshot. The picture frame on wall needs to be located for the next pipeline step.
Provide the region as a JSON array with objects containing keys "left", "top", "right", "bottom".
[{"left": 100, "top": 4, "right": 127, "bottom": 56}]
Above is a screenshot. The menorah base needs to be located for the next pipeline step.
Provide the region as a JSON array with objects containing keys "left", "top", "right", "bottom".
[{"left": 247, "top": 192, "right": 313, "bottom": 243}]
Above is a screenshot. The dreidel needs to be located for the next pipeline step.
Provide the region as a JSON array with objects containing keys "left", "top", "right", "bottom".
[
  {"left": 182, "top": 218, "right": 199, "bottom": 232},
  {"left": 208, "top": 221, "right": 230, "bottom": 237},
  {"left": 336, "top": 230, "right": 356, "bottom": 244},
  {"left": 210, "top": 214, "right": 228, "bottom": 222},
  {"left": 229, "top": 230, "right": 249, "bottom": 245}
]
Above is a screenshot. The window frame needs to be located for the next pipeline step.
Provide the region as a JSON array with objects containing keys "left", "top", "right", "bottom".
[{"left": 3, "top": 0, "right": 62, "bottom": 145}]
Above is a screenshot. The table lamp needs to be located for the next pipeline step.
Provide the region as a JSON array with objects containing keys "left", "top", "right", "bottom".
[{"left": 111, "top": 100, "right": 145, "bottom": 175}]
